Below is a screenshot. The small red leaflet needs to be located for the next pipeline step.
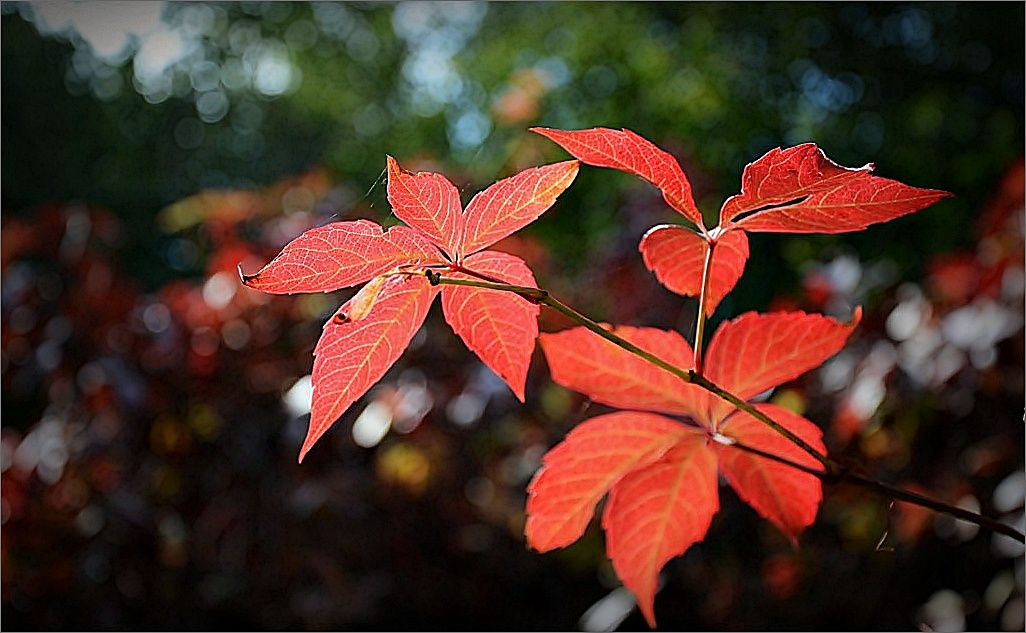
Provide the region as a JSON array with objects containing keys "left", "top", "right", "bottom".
[{"left": 241, "top": 158, "right": 579, "bottom": 461}]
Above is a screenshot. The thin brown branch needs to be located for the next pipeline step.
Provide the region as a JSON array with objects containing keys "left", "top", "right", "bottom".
[{"left": 426, "top": 271, "right": 1026, "bottom": 544}]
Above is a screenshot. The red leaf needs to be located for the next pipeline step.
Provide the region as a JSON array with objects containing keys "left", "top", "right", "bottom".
[
  {"left": 441, "top": 251, "right": 539, "bottom": 401},
  {"left": 239, "top": 220, "right": 436, "bottom": 293},
  {"left": 539, "top": 325, "right": 708, "bottom": 421},
  {"left": 525, "top": 412, "right": 693, "bottom": 552},
  {"left": 460, "top": 160, "right": 579, "bottom": 256},
  {"left": 715, "top": 403, "right": 826, "bottom": 543},
  {"left": 719, "top": 144, "right": 951, "bottom": 233},
  {"left": 639, "top": 225, "right": 749, "bottom": 315},
  {"left": 386, "top": 155, "right": 463, "bottom": 257},
  {"left": 602, "top": 432, "right": 720, "bottom": 628},
  {"left": 303, "top": 275, "right": 437, "bottom": 461},
  {"left": 531, "top": 127, "right": 705, "bottom": 229},
  {"left": 703, "top": 308, "right": 862, "bottom": 424}
]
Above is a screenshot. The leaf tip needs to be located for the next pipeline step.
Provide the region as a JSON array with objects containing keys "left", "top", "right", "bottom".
[
  {"left": 297, "top": 433, "right": 319, "bottom": 464},
  {"left": 530, "top": 126, "right": 563, "bottom": 144},
  {"left": 238, "top": 261, "right": 265, "bottom": 289},
  {"left": 639, "top": 598, "right": 658, "bottom": 629},
  {"left": 512, "top": 384, "right": 527, "bottom": 403},
  {"left": 850, "top": 304, "right": 864, "bottom": 327}
]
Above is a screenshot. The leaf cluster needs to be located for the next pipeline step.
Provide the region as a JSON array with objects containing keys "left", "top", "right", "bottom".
[{"left": 243, "top": 127, "right": 953, "bottom": 626}]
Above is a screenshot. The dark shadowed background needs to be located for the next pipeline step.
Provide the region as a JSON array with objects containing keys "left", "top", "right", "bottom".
[{"left": 2, "top": 2, "right": 1023, "bottom": 630}]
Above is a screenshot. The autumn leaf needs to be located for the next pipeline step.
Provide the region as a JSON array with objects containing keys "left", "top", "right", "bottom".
[
  {"left": 702, "top": 307, "right": 864, "bottom": 423},
  {"left": 535, "top": 127, "right": 950, "bottom": 315},
  {"left": 531, "top": 309, "right": 859, "bottom": 626},
  {"left": 242, "top": 157, "right": 578, "bottom": 461},
  {"left": 460, "top": 161, "right": 581, "bottom": 255},
  {"left": 306, "top": 275, "right": 437, "bottom": 461},
  {"left": 714, "top": 403, "right": 826, "bottom": 542},
  {"left": 440, "top": 251, "right": 539, "bottom": 402},
  {"left": 386, "top": 155, "right": 464, "bottom": 257},
  {"left": 531, "top": 127, "right": 705, "bottom": 229},
  {"left": 718, "top": 143, "right": 952, "bottom": 233},
  {"left": 525, "top": 412, "right": 692, "bottom": 551},
  {"left": 239, "top": 220, "right": 434, "bottom": 294},
  {"left": 639, "top": 225, "right": 749, "bottom": 316},
  {"left": 602, "top": 433, "right": 719, "bottom": 628},
  {"left": 538, "top": 324, "right": 706, "bottom": 420}
]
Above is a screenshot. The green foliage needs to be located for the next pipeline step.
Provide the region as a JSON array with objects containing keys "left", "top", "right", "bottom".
[{"left": 5, "top": 4, "right": 1022, "bottom": 279}]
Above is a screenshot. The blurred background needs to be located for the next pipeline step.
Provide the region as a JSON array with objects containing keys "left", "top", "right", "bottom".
[{"left": 2, "top": 2, "right": 1023, "bottom": 630}]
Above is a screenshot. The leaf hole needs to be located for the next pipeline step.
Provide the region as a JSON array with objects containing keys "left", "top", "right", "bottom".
[{"left": 731, "top": 196, "right": 809, "bottom": 222}]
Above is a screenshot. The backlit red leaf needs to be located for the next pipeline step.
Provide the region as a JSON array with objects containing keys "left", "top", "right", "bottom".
[
  {"left": 239, "top": 220, "right": 435, "bottom": 294},
  {"left": 441, "top": 251, "right": 539, "bottom": 401},
  {"left": 639, "top": 225, "right": 749, "bottom": 315},
  {"left": 539, "top": 325, "right": 707, "bottom": 421},
  {"left": 719, "top": 144, "right": 951, "bottom": 233},
  {"left": 525, "top": 412, "right": 692, "bottom": 552},
  {"left": 716, "top": 403, "right": 826, "bottom": 543},
  {"left": 703, "top": 308, "right": 862, "bottom": 423},
  {"left": 531, "top": 127, "right": 705, "bottom": 229},
  {"left": 386, "top": 155, "right": 463, "bottom": 256},
  {"left": 460, "top": 160, "right": 579, "bottom": 256},
  {"left": 303, "top": 275, "right": 437, "bottom": 461},
  {"left": 602, "top": 432, "right": 719, "bottom": 628}
]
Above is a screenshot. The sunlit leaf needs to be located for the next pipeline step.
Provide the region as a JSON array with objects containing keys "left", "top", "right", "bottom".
[
  {"left": 531, "top": 127, "right": 705, "bottom": 229},
  {"left": 719, "top": 144, "right": 951, "bottom": 233},
  {"left": 703, "top": 308, "right": 862, "bottom": 423},
  {"left": 539, "top": 325, "right": 707, "bottom": 421},
  {"left": 715, "top": 403, "right": 826, "bottom": 542},
  {"left": 441, "top": 250, "right": 539, "bottom": 401},
  {"left": 460, "top": 160, "right": 579, "bottom": 256},
  {"left": 525, "top": 412, "right": 693, "bottom": 552},
  {"left": 602, "top": 433, "right": 719, "bottom": 628},
  {"left": 239, "top": 220, "right": 435, "bottom": 293},
  {"left": 639, "top": 225, "right": 749, "bottom": 315},
  {"left": 303, "top": 275, "right": 437, "bottom": 461},
  {"left": 387, "top": 155, "right": 464, "bottom": 257}
]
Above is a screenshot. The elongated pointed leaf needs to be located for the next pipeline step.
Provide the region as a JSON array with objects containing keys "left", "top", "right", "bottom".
[
  {"left": 639, "top": 225, "right": 749, "bottom": 315},
  {"left": 716, "top": 403, "right": 826, "bottom": 543},
  {"left": 441, "top": 251, "right": 539, "bottom": 401},
  {"left": 525, "top": 412, "right": 692, "bottom": 552},
  {"left": 720, "top": 144, "right": 951, "bottom": 233},
  {"left": 531, "top": 127, "right": 705, "bottom": 229},
  {"left": 602, "top": 433, "right": 720, "bottom": 628},
  {"left": 386, "top": 155, "right": 464, "bottom": 256},
  {"left": 704, "top": 308, "right": 861, "bottom": 410},
  {"left": 303, "top": 275, "right": 437, "bottom": 461},
  {"left": 239, "top": 220, "right": 436, "bottom": 293},
  {"left": 460, "top": 160, "right": 579, "bottom": 256},
  {"left": 539, "top": 325, "right": 708, "bottom": 421}
]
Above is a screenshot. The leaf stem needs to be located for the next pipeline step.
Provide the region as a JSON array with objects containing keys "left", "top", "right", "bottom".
[
  {"left": 692, "top": 237, "right": 716, "bottom": 373},
  {"left": 725, "top": 438, "right": 1026, "bottom": 543},
  {"left": 425, "top": 271, "right": 1025, "bottom": 543},
  {"left": 427, "top": 274, "right": 688, "bottom": 379}
]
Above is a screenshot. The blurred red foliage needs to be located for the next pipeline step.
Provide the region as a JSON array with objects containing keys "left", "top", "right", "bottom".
[{"left": 2, "top": 159, "right": 1023, "bottom": 630}]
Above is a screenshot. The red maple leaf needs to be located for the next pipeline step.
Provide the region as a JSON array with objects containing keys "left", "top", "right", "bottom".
[
  {"left": 241, "top": 157, "right": 579, "bottom": 461},
  {"left": 532, "top": 127, "right": 950, "bottom": 315},
  {"left": 528, "top": 308, "right": 861, "bottom": 627}
]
